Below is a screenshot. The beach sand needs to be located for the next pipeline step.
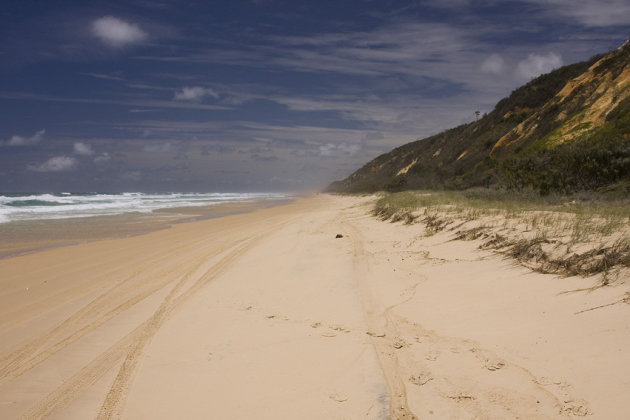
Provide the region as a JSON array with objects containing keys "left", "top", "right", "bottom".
[{"left": 0, "top": 195, "right": 628, "bottom": 419}]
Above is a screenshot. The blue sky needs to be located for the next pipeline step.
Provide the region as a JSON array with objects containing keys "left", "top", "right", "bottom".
[{"left": 1, "top": 0, "right": 628, "bottom": 192}]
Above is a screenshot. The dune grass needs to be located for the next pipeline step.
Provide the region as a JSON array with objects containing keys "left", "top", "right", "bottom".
[{"left": 372, "top": 189, "right": 630, "bottom": 281}]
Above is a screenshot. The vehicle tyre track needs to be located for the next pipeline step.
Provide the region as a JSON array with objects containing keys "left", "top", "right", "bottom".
[
  {"left": 0, "top": 223, "right": 247, "bottom": 369},
  {"left": 97, "top": 233, "right": 268, "bottom": 420},
  {"left": 0, "top": 241, "right": 223, "bottom": 387},
  {"left": 16, "top": 232, "right": 267, "bottom": 420},
  {"left": 345, "top": 221, "right": 418, "bottom": 420}
]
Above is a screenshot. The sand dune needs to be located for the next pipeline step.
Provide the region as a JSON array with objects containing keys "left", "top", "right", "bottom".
[{"left": 0, "top": 195, "right": 628, "bottom": 419}]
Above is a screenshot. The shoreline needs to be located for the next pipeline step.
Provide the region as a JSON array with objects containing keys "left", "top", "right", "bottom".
[
  {"left": 0, "top": 197, "right": 292, "bottom": 259},
  {"left": 0, "top": 194, "right": 628, "bottom": 419}
]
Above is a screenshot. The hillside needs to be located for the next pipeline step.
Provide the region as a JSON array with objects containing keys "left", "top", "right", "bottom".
[{"left": 327, "top": 40, "right": 630, "bottom": 195}]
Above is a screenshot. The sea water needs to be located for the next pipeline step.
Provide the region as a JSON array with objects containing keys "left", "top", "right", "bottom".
[{"left": 0, "top": 192, "right": 287, "bottom": 223}]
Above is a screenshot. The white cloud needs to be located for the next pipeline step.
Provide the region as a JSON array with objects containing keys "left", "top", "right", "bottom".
[
  {"left": 524, "top": 0, "right": 630, "bottom": 27},
  {"left": 174, "top": 86, "right": 219, "bottom": 102},
  {"left": 94, "top": 153, "right": 111, "bottom": 164},
  {"left": 5, "top": 129, "right": 45, "bottom": 146},
  {"left": 319, "top": 142, "right": 362, "bottom": 157},
  {"left": 92, "top": 16, "right": 148, "bottom": 48},
  {"left": 143, "top": 142, "right": 175, "bottom": 153},
  {"left": 28, "top": 156, "right": 77, "bottom": 172},
  {"left": 265, "top": 22, "right": 469, "bottom": 78},
  {"left": 73, "top": 141, "right": 95, "bottom": 155},
  {"left": 516, "top": 52, "right": 563, "bottom": 80},
  {"left": 480, "top": 54, "right": 505, "bottom": 75}
]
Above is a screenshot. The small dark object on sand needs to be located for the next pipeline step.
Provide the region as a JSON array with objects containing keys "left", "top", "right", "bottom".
[{"left": 335, "top": 234, "right": 343, "bottom": 238}]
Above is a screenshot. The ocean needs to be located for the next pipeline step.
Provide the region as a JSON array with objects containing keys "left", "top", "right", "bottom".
[{"left": 0, "top": 192, "right": 288, "bottom": 224}]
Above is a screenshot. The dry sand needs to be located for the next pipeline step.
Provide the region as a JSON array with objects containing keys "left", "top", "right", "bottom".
[{"left": 0, "top": 195, "right": 628, "bottom": 419}]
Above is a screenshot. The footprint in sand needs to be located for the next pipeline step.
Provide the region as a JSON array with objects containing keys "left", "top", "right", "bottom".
[
  {"left": 425, "top": 348, "right": 439, "bottom": 361},
  {"left": 563, "top": 399, "right": 590, "bottom": 416},
  {"left": 265, "top": 314, "right": 289, "bottom": 321},
  {"left": 393, "top": 337, "right": 408, "bottom": 349},
  {"left": 409, "top": 372, "right": 433, "bottom": 386},
  {"left": 447, "top": 392, "right": 476, "bottom": 402},
  {"left": 536, "top": 376, "right": 563, "bottom": 386},
  {"left": 484, "top": 359, "right": 505, "bottom": 371},
  {"left": 329, "top": 325, "right": 351, "bottom": 333},
  {"left": 471, "top": 348, "right": 505, "bottom": 371},
  {"left": 329, "top": 392, "right": 349, "bottom": 402}
]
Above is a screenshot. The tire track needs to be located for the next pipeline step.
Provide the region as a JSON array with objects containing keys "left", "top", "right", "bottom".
[
  {"left": 97, "top": 233, "right": 268, "bottom": 420},
  {"left": 0, "top": 253, "right": 213, "bottom": 388},
  {"left": 17, "top": 232, "right": 267, "bottom": 420},
  {"left": 0, "top": 231, "right": 208, "bottom": 333},
  {"left": 0, "top": 238, "right": 224, "bottom": 387},
  {"left": 17, "top": 319, "right": 151, "bottom": 420},
  {"left": 345, "top": 221, "right": 418, "bottom": 420},
  {"left": 345, "top": 215, "right": 571, "bottom": 419},
  {"left": 0, "top": 224, "right": 244, "bottom": 377}
]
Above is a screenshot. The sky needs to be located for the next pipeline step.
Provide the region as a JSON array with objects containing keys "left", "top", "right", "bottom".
[{"left": 0, "top": 0, "right": 628, "bottom": 192}]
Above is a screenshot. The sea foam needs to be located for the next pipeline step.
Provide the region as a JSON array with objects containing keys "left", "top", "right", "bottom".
[{"left": 0, "top": 192, "right": 286, "bottom": 223}]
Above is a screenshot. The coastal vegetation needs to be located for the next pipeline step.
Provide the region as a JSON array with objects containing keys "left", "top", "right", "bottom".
[
  {"left": 498, "top": 96, "right": 630, "bottom": 195},
  {"left": 372, "top": 189, "right": 630, "bottom": 282}
]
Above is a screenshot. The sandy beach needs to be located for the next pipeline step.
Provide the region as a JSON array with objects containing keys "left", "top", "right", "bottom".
[{"left": 0, "top": 194, "right": 628, "bottom": 419}]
